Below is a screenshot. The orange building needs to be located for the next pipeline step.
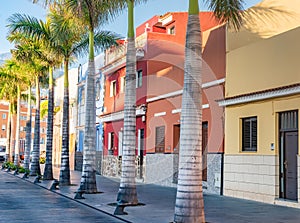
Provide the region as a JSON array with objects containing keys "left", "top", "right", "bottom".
[
  {"left": 100, "top": 12, "right": 225, "bottom": 194},
  {"left": 0, "top": 101, "right": 47, "bottom": 160}
]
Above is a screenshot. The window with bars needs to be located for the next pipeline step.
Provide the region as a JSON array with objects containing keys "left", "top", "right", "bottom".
[
  {"left": 155, "top": 126, "right": 165, "bottom": 153},
  {"left": 202, "top": 122, "right": 208, "bottom": 181},
  {"left": 242, "top": 117, "right": 257, "bottom": 151}
]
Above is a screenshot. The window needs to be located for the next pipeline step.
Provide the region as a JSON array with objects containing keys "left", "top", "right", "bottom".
[
  {"left": 136, "top": 70, "right": 142, "bottom": 88},
  {"left": 118, "top": 131, "right": 123, "bottom": 156},
  {"left": 2, "top": 113, "right": 6, "bottom": 119},
  {"left": 120, "top": 76, "right": 125, "bottom": 93},
  {"left": 202, "top": 122, "right": 208, "bottom": 181},
  {"left": 110, "top": 81, "right": 117, "bottom": 97},
  {"left": 169, "top": 26, "right": 175, "bottom": 35},
  {"left": 40, "top": 138, "right": 45, "bottom": 144},
  {"left": 138, "top": 129, "right": 144, "bottom": 156},
  {"left": 155, "top": 126, "right": 165, "bottom": 153},
  {"left": 242, "top": 117, "right": 257, "bottom": 151},
  {"left": 108, "top": 132, "right": 114, "bottom": 154},
  {"left": 1, "top": 125, "right": 5, "bottom": 130},
  {"left": 95, "top": 81, "right": 100, "bottom": 100},
  {"left": 79, "top": 87, "right": 85, "bottom": 106}
]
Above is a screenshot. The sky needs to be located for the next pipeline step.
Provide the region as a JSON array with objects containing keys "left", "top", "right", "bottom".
[{"left": 0, "top": 0, "right": 261, "bottom": 54}]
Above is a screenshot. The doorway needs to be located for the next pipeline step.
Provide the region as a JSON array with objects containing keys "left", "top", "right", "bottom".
[{"left": 279, "top": 111, "right": 298, "bottom": 201}]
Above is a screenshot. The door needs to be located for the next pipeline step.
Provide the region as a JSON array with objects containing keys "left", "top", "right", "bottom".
[
  {"left": 279, "top": 111, "right": 298, "bottom": 201},
  {"left": 284, "top": 131, "right": 298, "bottom": 200}
]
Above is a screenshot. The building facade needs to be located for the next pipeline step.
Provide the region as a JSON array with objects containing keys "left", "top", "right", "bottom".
[
  {"left": 221, "top": 0, "right": 300, "bottom": 207},
  {"left": 101, "top": 12, "right": 226, "bottom": 194},
  {"left": 75, "top": 54, "right": 105, "bottom": 173},
  {"left": 0, "top": 100, "right": 47, "bottom": 160}
]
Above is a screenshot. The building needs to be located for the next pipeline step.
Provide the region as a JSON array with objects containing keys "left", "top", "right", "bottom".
[
  {"left": 221, "top": 0, "right": 300, "bottom": 207},
  {"left": 53, "top": 67, "right": 78, "bottom": 169},
  {"left": 75, "top": 54, "right": 105, "bottom": 173},
  {"left": 0, "top": 100, "right": 47, "bottom": 160},
  {"left": 100, "top": 12, "right": 226, "bottom": 194}
]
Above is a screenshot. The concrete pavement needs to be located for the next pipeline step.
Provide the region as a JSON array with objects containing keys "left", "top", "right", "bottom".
[
  {"left": 0, "top": 171, "right": 127, "bottom": 223},
  {"left": 3, "top": 167, "right": 300, "bottom": 223}
]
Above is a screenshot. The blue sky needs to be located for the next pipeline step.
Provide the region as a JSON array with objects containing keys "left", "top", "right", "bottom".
[{"left": 0, "top": 0, "right": 261, "bottom": 54}]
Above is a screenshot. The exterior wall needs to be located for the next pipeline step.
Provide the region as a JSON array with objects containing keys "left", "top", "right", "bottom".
[
  {"left": 224, "top": 95, "right": 300, "bottom": 204},
  {"left": 53, "top": 65, "right": 78, "bottom": 169},
  {"left": 224, "top": 154, "right": 278, "bottom": 204},
  {"left": 0, "top": 101, "right": 47, "bottom": 159},
  {"left": 226, "top": 27, "right": 300, "bottom": 98},
  {"left": 145, "top": 153, "right": 179, "bottom": 187},
  {"left": 204, "top": 153, "right": 223, "bottom": 194},
  {"left": 100, "top": 12, "right": 226, "bottom": 194},
  {"left": 102, "top": 155, "right": 145, "bottom": 180},
  {"left": 227, "top": 0, "right": 300, "bottom": 52}
]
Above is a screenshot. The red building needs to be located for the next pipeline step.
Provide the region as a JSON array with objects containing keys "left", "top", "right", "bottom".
[{"left": 100, "top": 12, "right": 225, "bottom": 194}]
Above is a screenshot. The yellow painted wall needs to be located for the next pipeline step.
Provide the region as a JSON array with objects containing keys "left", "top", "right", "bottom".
[
  {"left": 226, "top": 26, "right": 300, "bottom": 98},
  {"left": 227, "top": 0, "right": 300, "bottom": 51},
  {"left": 225, "top": 95, "right": 300, "bottom": 155}
]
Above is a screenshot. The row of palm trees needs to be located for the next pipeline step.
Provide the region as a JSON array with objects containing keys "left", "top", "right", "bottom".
[{"left": 1, "top": 0, "right": 244, "bottom": 222}]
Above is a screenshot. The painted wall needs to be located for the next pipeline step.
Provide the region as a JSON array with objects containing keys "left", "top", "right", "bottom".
[
  {"left": 225, "top": 95, "right": 300, "bottom": 155},
  {"left": 227, "top": 0, "right": 300, "bottom": 52}
]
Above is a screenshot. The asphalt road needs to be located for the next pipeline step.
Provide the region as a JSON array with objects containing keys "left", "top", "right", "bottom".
[{"left": 0, "top": 171, "right": 129, "bottom": 223}]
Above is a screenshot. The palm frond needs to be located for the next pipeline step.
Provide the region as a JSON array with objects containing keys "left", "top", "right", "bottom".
[
  {"left": 205, "top": 0, "right": 245, "bottom": 30},
  {"left": 7, "top": 14, "right": 49, "bottom": 41}
]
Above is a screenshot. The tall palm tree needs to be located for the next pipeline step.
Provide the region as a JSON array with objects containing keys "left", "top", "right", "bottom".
[
  {"left": 7, "top": 32, "right": 48, "bottom": 175},
  {"left": 173, "top": 0, "right": 243, "bottom": 222},
  {"left": 114, "top": 0, "right": 139, "bottom": 214},
  {"left": 0, "top": 60, "right": 28, "bottom": 166},
  {"left": 24, "top": 85, "right": 32, "bottom": 170},
  {"left": 62, "top": 0, "right": 123, "bottom": 194},
  {"left": 11, "top": 1, "right": 120, "bottom": 184},
  {"left": 8, "top": 13, "right": 63, "bottom": 179},
  {"left": 0, "top": 68, "right": 18, "bottom": 162}
]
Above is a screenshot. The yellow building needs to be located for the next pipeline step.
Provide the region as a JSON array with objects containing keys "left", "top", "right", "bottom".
[{"left": 220, "top": 0, "right": 300, "bottom": 207}]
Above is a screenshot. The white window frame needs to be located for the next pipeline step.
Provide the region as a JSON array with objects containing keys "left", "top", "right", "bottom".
[
  {"left": 118, "top": 131, "right": 123, "bottom": 156},
  {"left": 120, "top": 76, "right": 125, "bottom": 93},
  {"left": 110, "top": 80, "right": 117, "bottom": 97},
  {"left": 136, "top": 70, "right": 142, "bottom": 88}
]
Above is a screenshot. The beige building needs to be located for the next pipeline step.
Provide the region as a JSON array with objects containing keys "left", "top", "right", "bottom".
[{"left": 220, "top": 0, "right": 300, "bottom": 207}]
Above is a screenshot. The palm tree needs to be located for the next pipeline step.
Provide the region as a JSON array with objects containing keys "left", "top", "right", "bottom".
[
  {"left": 0, "top": 60, "right": 28, "bottom": 166},
  {"left": 8, "top": 6, "right": 80, "bottom": 183},
  {"left": 7, "top": 32, "right": 48, "bottom": 176},
  {"left": 8, "top": 13, "right": 63, "bottom": 179},
  {"left": 0, "top": 68, "right": 18, "bottom": 163},
  {"left": 114, "top": 0, "right": 139, "bottom": 214},
  {"left": 61, "top": 0, "right": 123, "bottom": 194},
  {"left": 24, "top": 85, "right": 32, "bottom": 170},
  {"left": 173, "top": 0, "right": 243, "bottom": 222}
]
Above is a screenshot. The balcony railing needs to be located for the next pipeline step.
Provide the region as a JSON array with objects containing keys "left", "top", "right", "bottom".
[{"left": 105, "top": 32, "right": 147, "bottom": 65}]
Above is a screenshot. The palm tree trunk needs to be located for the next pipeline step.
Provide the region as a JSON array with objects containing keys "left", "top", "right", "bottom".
[
  {"left": 10, "top": 109, "right": 16, "bottom": 163},
  {"left": 174, "top": 0, "right": 205, "bottom": 222},
  {"left": 14, "top": 84, "right": 21, "bottom": 166},
  {"left": 78, "top": 30, "right": 97, "bottom": 193},
  {"left": 24, "top": 86, "right": 32, "bottom": 170},
  {"left": 115, "top": 0, "right": 138, "bottom": 207},
  {"left": 59, "top": 59, "right": 70, "bottom": 186},
  {"left": 30, "top": 75, "right": 41, "bottom": 176},
  {"left": 5, "top": 103, "right": 12, "bottom": 162},
  {"left": 43, "top": 67, "right": 54, "bottom": 180}
]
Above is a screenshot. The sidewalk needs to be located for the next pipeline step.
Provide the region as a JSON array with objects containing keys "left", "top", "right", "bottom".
[{"left": 10, "top": 166, "right": 300, "bottom": 223}]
